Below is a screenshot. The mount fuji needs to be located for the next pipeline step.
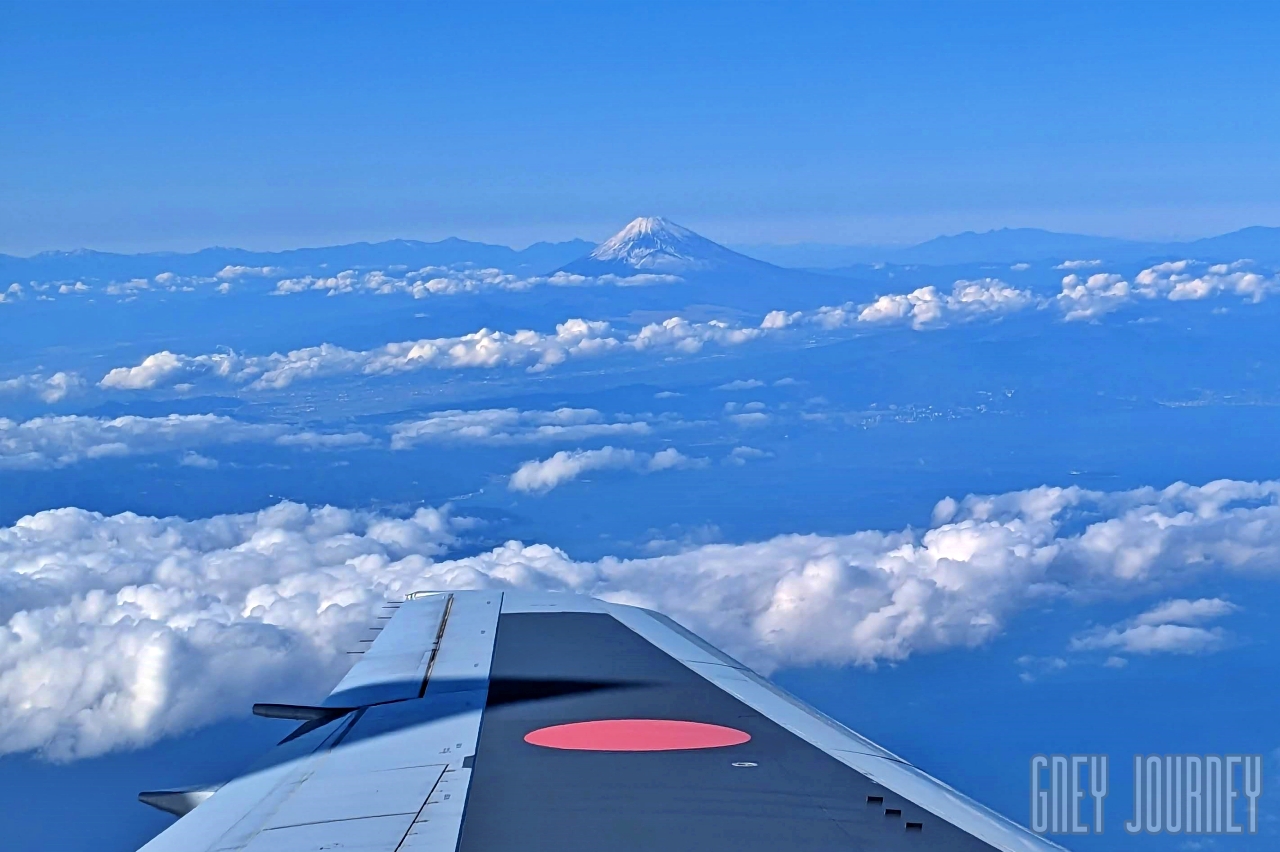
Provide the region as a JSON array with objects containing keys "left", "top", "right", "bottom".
[
  {"left": 554, "top": 217, "right": 874, "bottom": 310},
  {"left": 560, "top": 217, "right": 797, "bottom": 278}
]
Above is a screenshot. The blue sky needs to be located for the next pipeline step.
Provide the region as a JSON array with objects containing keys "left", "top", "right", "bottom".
[{"left": 4, "top": 1, "right": 1280, "bottom": 253}]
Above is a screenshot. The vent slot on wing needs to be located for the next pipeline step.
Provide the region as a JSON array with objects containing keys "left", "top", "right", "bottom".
[
  {"left": 866, "top": 795, "right": 883, "bottom": 805},
  {"left": 885, "top": 808, "right": 902, "bottom": 817},
  {"left": 906, "top": 822, "right": 924, "bottom": 832}
]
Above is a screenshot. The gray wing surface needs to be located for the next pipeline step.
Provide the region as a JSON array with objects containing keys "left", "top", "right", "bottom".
[{"left": 137, "top": 591, "right": 1067, "bottom": 852}]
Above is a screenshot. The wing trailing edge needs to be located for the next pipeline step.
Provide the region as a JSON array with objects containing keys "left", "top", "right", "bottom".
[{"left": 134, "top": 591, "right": 1067, "bottom": 852}]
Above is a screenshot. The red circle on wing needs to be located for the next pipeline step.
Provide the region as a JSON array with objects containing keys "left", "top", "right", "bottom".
[{"left": 524, "top": 719, "right": 751, "bottom": 751}]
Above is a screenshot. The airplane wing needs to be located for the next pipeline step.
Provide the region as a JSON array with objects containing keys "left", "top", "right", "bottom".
[{"left": 137, "top": 590, "right": 1066, "bottom": 852}]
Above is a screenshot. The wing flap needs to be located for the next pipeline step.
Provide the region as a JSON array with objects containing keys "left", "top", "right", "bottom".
[
  {"left": 137, "top": 592, "right": 501, "bottom": 852},
  {"left": 236, "top": 814, "right": 419, "bottom": 852},
  {"left": 324, "top": 594, "right": 450, "bottom": 708},
  {"left": 395, "top": 763, "right": 474, "bottom": 852}
]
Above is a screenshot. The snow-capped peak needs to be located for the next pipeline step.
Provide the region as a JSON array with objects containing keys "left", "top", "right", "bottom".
[
  {"left": 559, "top": 215, "right": 782, "bottom": 278},
  {"left": 588, "top": 216, "right": 720, "bottom": 272},
  {"left": 597, "top": 216, "right": 698, "bottom": 249}
]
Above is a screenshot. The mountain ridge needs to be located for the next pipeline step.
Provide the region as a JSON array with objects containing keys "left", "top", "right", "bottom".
[
  {"left": 0, "top": 238, "right": 597, "bottom": 281},
  {"left": 9, "top": 222, "right": 1280, "bottom": 285},
  {"left": 741, "top": 225, "right": 1280, "bottom": 268}
]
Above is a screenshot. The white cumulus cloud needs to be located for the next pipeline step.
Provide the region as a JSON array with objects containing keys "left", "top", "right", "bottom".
[
  {"left": 1056, "top": 259, "right": 1280, "bottom": 321},
  {"left": 803, "top": 279, "right": 1036, "bottom": 331},
  {"left": 0, "top": 502, "right": 467, "bottom": 760},
  {"left": 0, "top": 371, "right": 85, "bottom": 404},
  {"left": 508, "top": 446, "right": 705, "bottom": 493},
  {"left": 178, "top": 451, "right": 219, "bottom": 469},
  {"left": 724, "top": 445, "right": 773, "bottom": 466},
  {"left": 217, "top": 265, "right": 281, "bottom": 280},
  {"left": 100, "top": 351, "right": 204, "bottom": 390},
  {"left": 1136, "top": 260, "right": 1276, "bottom": 302},
  {"left": 509, "top": 447, "right": 638, "bottom": 492},
  {"left": 1056, "top": 273, "right": 1132, "bottom": 320},
  {"left": 1069, "top": 597, "right": 1239, "bottom": 656},
  {"left": 4, "top": 479, "right": 1280, "bottom": 759}
]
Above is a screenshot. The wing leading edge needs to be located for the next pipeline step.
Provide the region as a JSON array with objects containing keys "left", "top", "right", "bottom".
[{"left": 137, "top": 591, "right": 1065, "bottom": 852}]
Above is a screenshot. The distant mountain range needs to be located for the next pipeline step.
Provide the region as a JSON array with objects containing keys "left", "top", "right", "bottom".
[
  {"left": 739, "top": 225, "right": 1280, "bottom": 268},
  {"left": 0, "top": 238, "right": 597, "bottom": 282},
  {"left": 7, "top": 221, "right": 1280, "bottom": 287},
  {"left": 0, "top": 217, "right": 846, "bottom": 301}
]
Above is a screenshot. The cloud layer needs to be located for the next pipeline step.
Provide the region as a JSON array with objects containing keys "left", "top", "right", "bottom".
[
  {"left": 6, "top": 478, "right": 1280, "bottom": 760},
  {"left": 389, "top": 408, "right": 653, "bottom": 449},
  {"left": 1057, "top": 260, "right": 1279, "bottom": 320},
  {"left": 273, "top": 265, "right": 677, "bottom": 297},
  {"left": 94, "top": 288, "right": 1018, "bottom": 394},
  {"left": 759, "top": 279, "right": 1035, "bottom": 332},
  {"left": 97, "top": 316, "right": 769, "bottom": 391},
  {"left": 0, "top": 414, "right": 370, "bottom": 469},
  {"left": 78, "top": 259, "right": 1280, "bottom": 394},
  {"left": 8, "top": 264, "right": 675, "bottom": 302},
  {"left": 0, "top": 408, "right": 704, "bottom": 468},
  {"left": 0, "top": 503, "right": 465, "bottom": 760}
]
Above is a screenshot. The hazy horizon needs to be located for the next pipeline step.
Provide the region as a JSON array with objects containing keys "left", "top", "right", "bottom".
[{"left": 8, "top": 219, "right": 1280, "bottom": 260}]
